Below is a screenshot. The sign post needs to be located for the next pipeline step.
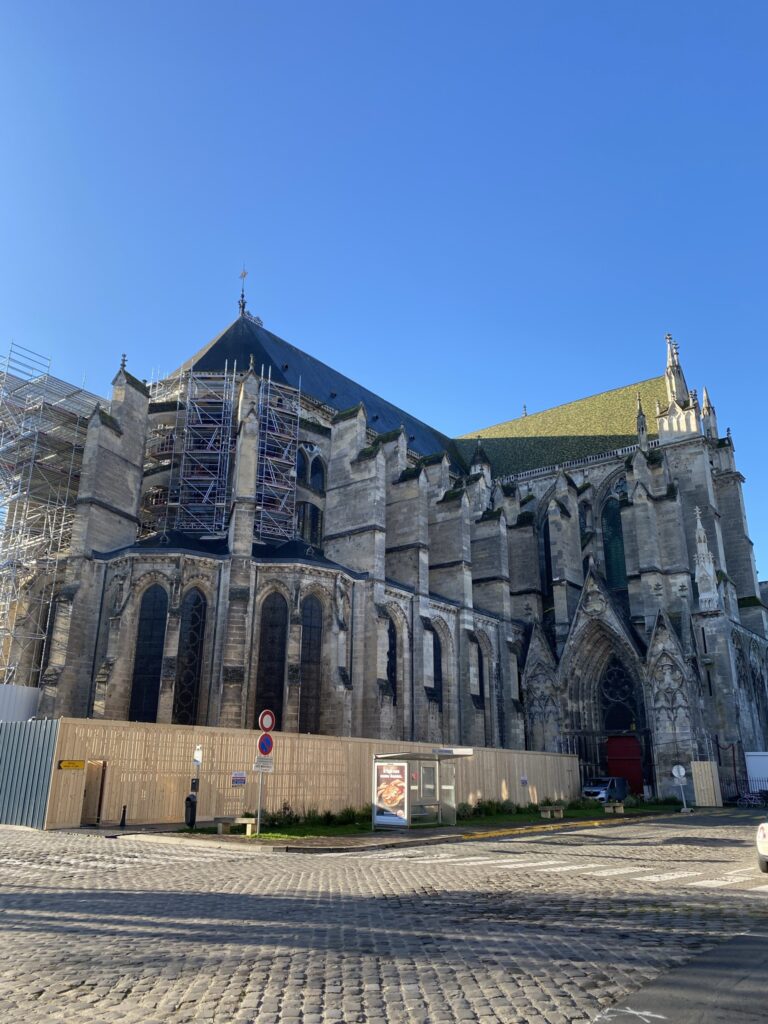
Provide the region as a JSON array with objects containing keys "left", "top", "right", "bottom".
[
  {"left": 672, "top": 763, "right": 690, "bottom": 812},
  {"left": 254, "top": 711, "right": 276, "bottom": 836}
]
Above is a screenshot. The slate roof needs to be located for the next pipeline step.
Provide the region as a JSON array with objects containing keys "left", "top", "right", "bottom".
[
  {"left": 174, "top": 313, "right": 452, "bottom": 458},
  {"left": 454, "top": 376, "right": 668, "bottom": 476}
]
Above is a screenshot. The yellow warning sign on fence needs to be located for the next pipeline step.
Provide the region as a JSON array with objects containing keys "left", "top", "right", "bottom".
[{"left": 57, "top": 760, "right": 85, "bottom": 770}]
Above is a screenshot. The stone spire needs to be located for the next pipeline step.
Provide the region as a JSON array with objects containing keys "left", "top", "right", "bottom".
[
  {"left": 664, "top": 333, "right": 690, "bottom": 407},
  {"left": 701, "top": 386, "right": 718, "bottom": 440},
  {"left": 636, "top": 393, "right": 648, "bottom": 452},
  {"left": 694, "top": 507, "right": 720, "bottom": 611}
]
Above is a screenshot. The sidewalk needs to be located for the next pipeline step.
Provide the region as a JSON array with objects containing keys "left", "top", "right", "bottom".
[
  {"left": 595, "top": 930, "right": 768, "bottom": 1023},
  {"left": 96, "top": 811, "right": 666, "bottom": 852}
]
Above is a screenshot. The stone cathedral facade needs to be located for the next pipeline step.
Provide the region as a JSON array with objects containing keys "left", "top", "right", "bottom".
[{"left": 18, "top": 300, "right": 767, "bottom": 795}]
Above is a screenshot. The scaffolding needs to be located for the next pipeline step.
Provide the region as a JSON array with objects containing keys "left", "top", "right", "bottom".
[
  {"left": 0, "top": 342, "right": 102, "bottom": 686},
  {"left": 167, "top": 368, "right": 237, "bottom": 534},
  {"left": 255, "top": 368, "right": 300, "bottom": 542},
  {"left": 143, "top": 364, "right": 299, "bottom": 542}
]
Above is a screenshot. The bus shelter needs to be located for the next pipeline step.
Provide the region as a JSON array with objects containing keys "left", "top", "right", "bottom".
[{"left": 371, "top": 748, "right": 474, "bottom": 829}]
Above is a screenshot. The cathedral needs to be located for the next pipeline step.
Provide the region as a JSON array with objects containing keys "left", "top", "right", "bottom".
[{"left": 3, "top": 291, "right": 767, "bottom": 797}]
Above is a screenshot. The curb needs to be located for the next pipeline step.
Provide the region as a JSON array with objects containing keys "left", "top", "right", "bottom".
[{"left": 98, "top": 810, "right": 680, "bottom": 854}]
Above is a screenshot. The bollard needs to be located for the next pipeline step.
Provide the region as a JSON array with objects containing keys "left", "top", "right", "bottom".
[{"left": 119, "top": 805, "right": 127, "bottom": 829}]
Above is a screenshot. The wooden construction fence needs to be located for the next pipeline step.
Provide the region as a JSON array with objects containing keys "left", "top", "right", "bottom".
[{"left": 45, "top": 718, "right": 580, "bottom": 829}]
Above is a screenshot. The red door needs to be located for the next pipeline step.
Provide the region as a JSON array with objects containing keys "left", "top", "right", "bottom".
[{"left": 606, "top": 735, "right": 644, "bottom": 794}]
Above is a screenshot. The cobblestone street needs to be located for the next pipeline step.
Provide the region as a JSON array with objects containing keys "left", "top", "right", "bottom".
[{"left": 1, "top": 812, "right": 766, "bottom": 1024}]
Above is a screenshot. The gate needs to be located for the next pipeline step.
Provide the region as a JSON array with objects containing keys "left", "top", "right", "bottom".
[
  {"left": 606, "top": 735, "right": 644, "bottom": 794},
  {"left": 0, "top": 718, "right": 59, "bottom": 828}
]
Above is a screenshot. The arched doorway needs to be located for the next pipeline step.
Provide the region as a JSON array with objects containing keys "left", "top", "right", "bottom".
[{"left": 600, "top": 656, "right": 649, "bottom": 794}]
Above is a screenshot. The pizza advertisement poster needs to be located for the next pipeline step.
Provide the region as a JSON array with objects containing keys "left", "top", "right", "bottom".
[{"left": 373, "top": 761, "right": 409, "bottom": 827}]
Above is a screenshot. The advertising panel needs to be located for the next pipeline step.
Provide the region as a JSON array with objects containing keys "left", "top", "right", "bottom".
[{"left": 373, "top": 761, "right": 408, "bottom": 827}]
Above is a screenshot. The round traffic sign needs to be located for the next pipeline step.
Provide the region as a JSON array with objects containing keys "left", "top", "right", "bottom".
[
  {"left": 258, "top": 732, "right": 274, "bottom": 756},
  {"left": 258, "top": 709, "right": 276, "bottom": 732},
  {"left": 671, "top": 764, "right": 686, "bottom": 780}
]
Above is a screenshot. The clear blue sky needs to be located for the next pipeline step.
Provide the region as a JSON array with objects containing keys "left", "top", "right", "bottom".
[{"left": 2, "top": 3, "right": 767, "bottom": 575}]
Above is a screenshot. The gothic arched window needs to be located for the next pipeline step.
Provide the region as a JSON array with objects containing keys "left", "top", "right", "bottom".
[
  {"left": 129, "top": 584, "right": 168, "bottom": 722},
  {"left": 255, "top": 592, "right": 288, "bottom": 730},
  {"left": 297, "top": 502, "right": 323, "bottom": 546},
  {"left": 430, "top": 630, "right": 443, "bottom": 710},
  {"left": 299, "top": 595, "right": 323, "bottom": 733},
  {"left": 173, "top": 588, "right": 207, "bottom": 726},
  {"left": 601, "top": 497, "right": 628, "bottom": 592},
  {"left": 296, "top": 449, "right": 308, "bottom": 484},
  {"left": 387, "top": 617, "right": 398, "bottom": 706},
  {"left": 600, "top": 656, "right": 639, "bottom": 732},
  {"left": 309, "top": 457, "right": 326, "bottom": 493}
]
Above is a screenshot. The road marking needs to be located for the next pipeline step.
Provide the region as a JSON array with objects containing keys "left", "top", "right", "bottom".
[
  {"left": 585, "top": 866, "right": 645, "bottom": 877},
  {"left": 741, "top": 885, "right": 768, "bottom": 896},
  {"left": 534, "top": 862, "right": 603, "bottom": 873},
  {"left": 642, "top": 870, "right": 701, "bottom": 882},
  {"left": 686, "top": 878, "right": 739, "bottom": 888}
]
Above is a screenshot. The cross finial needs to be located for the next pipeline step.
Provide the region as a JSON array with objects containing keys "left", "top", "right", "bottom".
[
  {"left": 120, "top": 354, "right": 127, "bottom": 371},
  {"left": 239, "top": 267, "right": 248, "bottom": 316}
]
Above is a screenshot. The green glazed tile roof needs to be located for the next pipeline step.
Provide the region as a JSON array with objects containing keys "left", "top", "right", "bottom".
[{"left": 454, "top": 376, "right": 668, "bottom": 476}]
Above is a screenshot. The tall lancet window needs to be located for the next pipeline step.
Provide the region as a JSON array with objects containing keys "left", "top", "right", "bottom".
[
  {"left": 129, "top": 585, "right": 168, "bottom": 722},
  {"left": 173, "top": 588, "right": 207, "bottom": 726},
  {"left": 299, "top": 595, "right": 323, "bottom": 733},
  {"left": 255, "top": 593, "right": 288, "bottom": 730},
  {"left": 602, "top": 498, "right": 628, "bottom": 593},
  {"left": 387, "top": 617, "right": 398, "bottom": 705},
  {"left": 431, "top": 630, "right": 443, "bottom": 710}
]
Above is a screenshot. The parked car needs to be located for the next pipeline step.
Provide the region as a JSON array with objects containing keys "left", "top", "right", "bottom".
[
  {"left": 581, "top": 776, "right": 629, "bottom": 803},
  {"left": 756, "top": 821, "right": 768, "bottom": 873}
]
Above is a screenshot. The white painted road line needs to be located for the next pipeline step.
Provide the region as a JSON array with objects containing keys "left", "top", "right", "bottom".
[
  {"left": 535, "top": 862, "right": 603, "bottom": 873},
  {"left": 686, "top": 878, "right": 739, "bottom": 888},
  {"left": 642, "top": 871, "right": 701, "bottom": 882},
  {"left": 585, "top": 866, "right": 645, "bottom": 878}
]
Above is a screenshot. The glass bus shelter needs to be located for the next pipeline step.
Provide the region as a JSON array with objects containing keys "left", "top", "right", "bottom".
[{"left": 371, "top": 748, "right": 474, "bottom": 829}]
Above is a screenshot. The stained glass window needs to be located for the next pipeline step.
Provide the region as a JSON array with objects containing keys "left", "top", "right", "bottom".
[
  {"left": 296, "top": 449, "right": 308, "bottom": 483},
  {"left": 299, "top": 595, "right": 323, "bottom": 733},
  {"left": 387, "top": 617, "right": 398, "bottom": 705},
  {"left": 309, "top": 457, "right": 326, "bottom": 492},
  {"left": 255, "top": 592, "right": 288, "bottom": 730},
  {"left": 173, "top": 589, "right": 206, "bottom": 725},
  {"left": 129, "top": 585, "right": 168, "bottom": 722},
  {"left": 430, "top": 630, "right": 443, "bottom": 710},
  {"left": 601, "top": 498, "right": 627, "bottom": 592}
]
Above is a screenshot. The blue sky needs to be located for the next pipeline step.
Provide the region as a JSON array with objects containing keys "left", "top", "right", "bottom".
[{"left": 1, "top": 2, "right": 767, "bottom": 574}]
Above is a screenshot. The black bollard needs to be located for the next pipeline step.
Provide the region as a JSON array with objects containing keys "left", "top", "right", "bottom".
[{"left": 119, "top": 805, "right": 127, "bottom": 829}]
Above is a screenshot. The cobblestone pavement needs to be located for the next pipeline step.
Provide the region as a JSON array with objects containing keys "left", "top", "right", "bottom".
[{"left": 1, "top": 812, "right": 767, "bottom": 1024}]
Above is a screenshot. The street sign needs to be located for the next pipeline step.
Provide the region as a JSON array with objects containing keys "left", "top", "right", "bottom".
[
  {"left": 58, "top": 760, "right": 85, "bottom": 770},
  {"left": 257, "top": 732, "right": 274, "bottom": 756},
  {"left": 672, "top": 764, "right": 686, "bottom": 779},
  {"left": 258, "top": 709, "right": 276, "bottom": 732},
  {"left": 253, "top": 756, "right": 274, "bottom": 774},
  {"left": 192, "top": 744, "right": 203, "bottom": 766},
  {"left": 231, "top": 771, "right": 247, "bottom": 787}
]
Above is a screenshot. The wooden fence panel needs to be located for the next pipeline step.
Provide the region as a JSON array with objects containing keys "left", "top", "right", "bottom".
[{"left": 45, "top": 719, "right": 580, "bottom": 829}]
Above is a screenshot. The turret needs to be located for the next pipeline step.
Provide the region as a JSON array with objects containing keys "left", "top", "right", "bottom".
[
  {"left": 664, "top": 333, "right": 690, "bottom": 407},
  {"left": 469, "top": 438, "right": 492, "bottom": 487},
  {"left": 701, "top": 386, "right": 718, "bottom": 440}
]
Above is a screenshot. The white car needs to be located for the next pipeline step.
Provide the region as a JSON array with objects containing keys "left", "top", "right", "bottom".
[{"left": 756, "top": 822, "right": 768, "bottom": 873}]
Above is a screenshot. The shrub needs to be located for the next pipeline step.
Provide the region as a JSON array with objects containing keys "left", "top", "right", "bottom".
[
  {"left": 303, "top": 808, "right": 322, "bottom": 826},
  {"left": 526, "top": 801, "right": 540, "bottom": 813},
  {"left": 355, "top": 804, "right": 373, "bottom": 824},
  {"left": 623, "top": 794, "right": 640, "bottom": 808},
  {"left": 336, "top": 805, "right": 358, "bottom": 825},
  {"left": 457, "top": 802, "right": 474, "bottom": 820},
  {"left": 567, "top": 797, "right": 603, "bottom": 811},
  {"left": 500, "top": 799, "right": 517, "bottom": 815},
  {"left": 321, "top": 810, "right": 337, "bottom": 826}
]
